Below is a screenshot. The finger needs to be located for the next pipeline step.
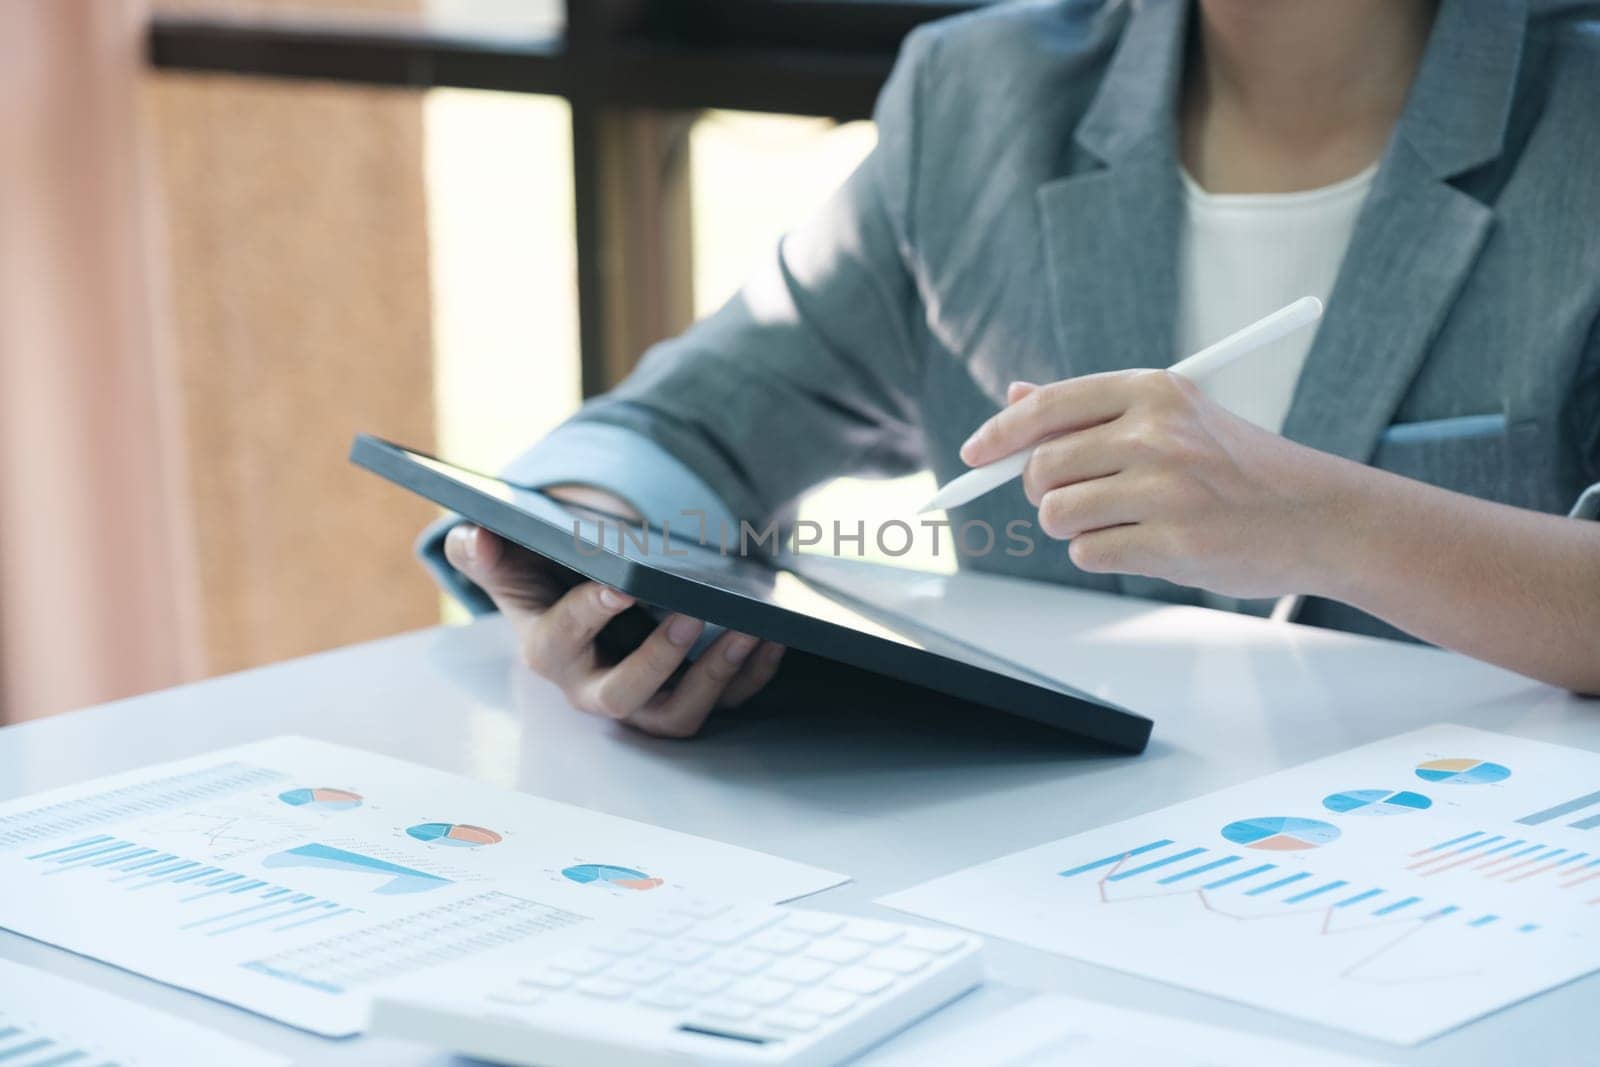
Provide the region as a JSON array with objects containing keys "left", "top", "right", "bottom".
[
  {"left": 446, "top": 526, "right": 562, "bottom": 622},
  {"left": 523, "top": 581, "right": 636, "bottom": 679},
  {"left": 1068, "top": 524, "right": 1161, "bottom": 576},
  {"left": 1005, "top": 380, "right": 1039, "bottom": 405},
  {"left": 720, "top": 641, "right": 786, "bottom": 708},
  {"left": 1021, "top": 420, "right": 1127, "bottom": 505},
  {"left": 579, "top": 614, "right": 703, "bottom": 719},
  {"left": 961, "top": 372, "right": 1135, "bottom": 466},
  {"left": 1038, "top": 473, "right": 1145, "bottom": 540},
  {"left": 627, "top": 630, "right": 760, "bottom": 738}
]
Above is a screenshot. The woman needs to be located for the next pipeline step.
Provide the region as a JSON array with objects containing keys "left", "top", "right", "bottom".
[{"left": 426, "top": 0, "right": 1600, "bottom": 737}]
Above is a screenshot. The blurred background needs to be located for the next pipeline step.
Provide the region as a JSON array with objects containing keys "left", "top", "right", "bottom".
[{"left": 0, "top": 0, "right": 986, "bottom": 723}]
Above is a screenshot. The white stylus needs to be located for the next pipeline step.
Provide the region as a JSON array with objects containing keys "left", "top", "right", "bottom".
[{"left": 919, "top": 295, "right": 1324, "bottom": 514}]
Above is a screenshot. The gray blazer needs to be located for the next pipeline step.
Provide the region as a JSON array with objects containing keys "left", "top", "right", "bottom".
[{"left": 437, "top": 0, "right": 1600, "bottom": 642}]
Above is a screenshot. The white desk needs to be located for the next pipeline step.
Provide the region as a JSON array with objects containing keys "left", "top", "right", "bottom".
[{"left": 1, "top": 563, "right": 1593, "bottom": 1065}]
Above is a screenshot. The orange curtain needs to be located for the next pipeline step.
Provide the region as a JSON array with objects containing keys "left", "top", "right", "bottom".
[{"left": 0, "top": 0, "right": 203, "bottom": 721}]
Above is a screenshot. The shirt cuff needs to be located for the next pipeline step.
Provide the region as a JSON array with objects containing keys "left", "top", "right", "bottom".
[
  {"left": 417, "top": 422, "right": 739, "bottom": 615},
  {"left": 1571, "top": 483, "right": 1600, "bottom": 521}
]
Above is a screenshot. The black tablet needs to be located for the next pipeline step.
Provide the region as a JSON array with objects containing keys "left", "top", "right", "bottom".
[{"left": 351, "top": 433, "right": 1152, "bottom": 752}]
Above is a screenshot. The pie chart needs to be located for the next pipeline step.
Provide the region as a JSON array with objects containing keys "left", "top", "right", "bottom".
[
  {"left": 1415, "top": 758, "right": 1511, "bottom": 785},
  {"left": 1220, "top": 817, "right": 1341, "bottom": 851},
  {"left": 406, "top": 822, "right": 502, "bottom": 847},
  {"left": 561, "top": 863, "right": 665, "bottom": 891},
  {"left": 278, "top": 787, "right": 363, "bottom": 811},
  {"left": 1323, "top": 789, "right": 1432, "bottom": 816}
]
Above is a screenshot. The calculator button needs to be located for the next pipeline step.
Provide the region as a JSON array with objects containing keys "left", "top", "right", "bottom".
[
  {"left": 725, "top": 978, "right": 795, "bottom": 1007},
  {"left": 902, "top": 929, "right": 967, "bottom": 954},
  {"left": 761, "top": 1008, "right": 822, "bottom": 1034},
  {"left": 609, "top": 960, "right": 673, "bottom": 985},
  {"left": 789, "top": 989, "right": 858, "bottom": 1017},
  {"left": 708, "top": 949, "right": 771, "bottom": 976},
  {"left": 519, "top": 969, "right": 575, "bottom": 991},
  {"left": 839, "top": 921, "right": 905, "bottom": 947},
  {"left": 697, "top": 998, "right": 757, "bottom": 1022},
  {"left": 864, "top": 948, "right": 931, "bottom": 975},
  {"left": 629, "top": 914, "right": 694, "bottom": 938},
  {"left": 804, "top": 940, "right": 869, "bottom": 965},
  {"left": 673, "top": 972, "right": 732, "bottom": 997},
  {"left": 637, "top": 989, "right": 696, "bottom": 1011},
  {"left": 767, "top": 958, "right": 833, "bottom": 986},
  {"left": 690, "top": 911, "right": 785, "bottom": 946},
  {"left": 650, "top": 941, "right": 711, "bottom": 966},
  {"left": 781, "top": 912, "right": 846, "bottom": 937},
  {"left": 593, "top": 934, "right": 653, "bottom": 956},
  {"left": 575, "top": 977, "right": 633, "bottom": 1000},
  {"left": 547, "top": 951, "right": 612, "bottom": 976},
  {"left": 674, "top": 899, "right": 734, "bottom": 920},
  {"left": 747, "top": 929, "right": 810, "bottom": 956},
  {"left": 828, "top": 968, "right": 894, "bottom": 996}
]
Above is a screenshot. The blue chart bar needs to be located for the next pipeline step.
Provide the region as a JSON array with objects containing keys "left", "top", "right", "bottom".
[
  {"left": 1473, "top": 838, "right": 1524, "bottom": 860},
  {"left": 1471, "top": 914, "right": 1499, "bottom": 927},
  {"left": 1572, "top": 812, "right": 1600, "bottom": 830},
  {"left": 1497, "top": 843, "right": 1547, "bottom": 863},
  {"left": 1285, "top": 880, "right": 1348, "bottom": 904},
  {"left": 1519, "top": 923, "right": 1540, "bottom": 932},
  {"left": 1245, "top": 872, "right": 1310, "bottom": 897},
  {"left": 1203, "top": 863, "right": 1276, "bottom": 890},
  {"left": 1374, "top": 896, "right": 1421, "bottom": 917},
  {"left": 25, "top": 836, "right": 114, "bottom": 860},
  {"left": 1336, "top": 888, "right": 1384, "bottom": 907},
  {"left": 1106, "top": 847, "right": 1206, "bottom": 882},
  {"left": 1059, "top": 840, "right": 1173, "bottom": 879},
  {"left": 1420, "top": 831, "right": 1483, "bottom": 853},
  {"left": 1158, "top": 856, "right": 1239, "bottom": 885},
  {"left": 0, "top": 1037, "right": 55, "bottom": 1061},
  {"left": 1426, "top": 906, "right": 1461, "bottom": 920},
  {"left": 1518, "top": 790, "right": 1600, "bottom": 826}
]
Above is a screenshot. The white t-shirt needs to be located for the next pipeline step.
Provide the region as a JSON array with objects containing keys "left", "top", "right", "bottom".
[{"left": 1175, "top": 163, "right": 1377, "bottom": 433}]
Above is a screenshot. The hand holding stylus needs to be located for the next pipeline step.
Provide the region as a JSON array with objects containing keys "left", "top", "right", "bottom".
[{"left": 950, "top": 297, "right": 1375, "bottom": 599}]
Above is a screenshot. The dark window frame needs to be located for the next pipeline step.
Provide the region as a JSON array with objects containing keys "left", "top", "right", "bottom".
[{"left": 148, "top": 0, "right": 987, "bottom": 394}]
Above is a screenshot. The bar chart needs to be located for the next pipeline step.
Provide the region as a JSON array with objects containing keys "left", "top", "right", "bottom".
[
  {"left": 24, "top": 833, "right": 360, "bottom": 938},
  {"left": 1060, "top": 837, "right": 1530, "bottom": 932},
  {"left": 1407, "top": 829, "right": 1600, "bottom": 899}
]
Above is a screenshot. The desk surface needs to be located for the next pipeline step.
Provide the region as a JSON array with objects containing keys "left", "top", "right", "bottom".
[{"left": 1, "top": 562, "right": 1593, "bottom": 1066}]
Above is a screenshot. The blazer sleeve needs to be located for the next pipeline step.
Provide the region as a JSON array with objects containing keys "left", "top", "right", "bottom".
[
  {"left": 557, "top": 27, "right": 937, "bottom": 524},
  {"left": 1571, "top": 312, "right": 1600, "bottom": 521}
]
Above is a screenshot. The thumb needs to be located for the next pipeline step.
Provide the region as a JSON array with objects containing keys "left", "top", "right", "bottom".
[
  {"left": 1006, "top": 380, "right": 1039, "bottom": 405},
  {"left": 445, "top": 525, "right": 551, "bottom": 617}
]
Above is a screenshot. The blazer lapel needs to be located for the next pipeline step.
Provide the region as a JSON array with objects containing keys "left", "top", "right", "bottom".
[
  {"left": 1277, "top": 147, "right": 1493, "bottom": 461},
  {"left": 1035, "top": 0, "right": 1188, "bottom": 381},
  {"left": 1279, "top": 0, "right": 1525, "bottom": 461}
]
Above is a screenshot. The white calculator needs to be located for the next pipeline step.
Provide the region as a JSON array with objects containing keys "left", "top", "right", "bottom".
[{"left": 367, "top": 901, "right": 984, "bottom": 1066}]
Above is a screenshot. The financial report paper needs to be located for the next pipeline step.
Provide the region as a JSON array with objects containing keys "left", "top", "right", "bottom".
[
  {"left": 0, "top": 957, "right": 288, "bottom": 1066},
  {"left": 882, "top": 724, "right": 1600, "bottom": 1044},
  {"left": 0, "top": 737, "right": 845, "bottom": 1036}
]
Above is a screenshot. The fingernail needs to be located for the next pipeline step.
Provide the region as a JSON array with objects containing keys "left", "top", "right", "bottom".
[
  {"left": 959, "top": 431, "right": 982, "bottom": 461},
  {"left": 598, "top": 587, "right": 631, "bottom": 611},
  {"left": 724, "top": 634, "right": 757, "bottom": 665},
  {"left": 667, "top": 615, "right": 702, "bottom": 646},
  {"left": 762, "top": 643, "right": 786, "bottom": 667},
  {"left": 448, "top": 524, "right": 475, "bottom": 565}
]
